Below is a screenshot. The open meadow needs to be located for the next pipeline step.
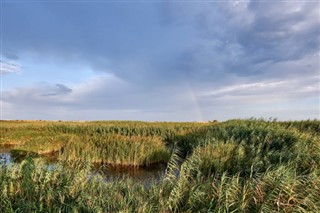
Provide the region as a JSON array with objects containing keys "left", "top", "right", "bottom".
[{"left": 0, "top": 119, "right": 319, "bottom": 212}]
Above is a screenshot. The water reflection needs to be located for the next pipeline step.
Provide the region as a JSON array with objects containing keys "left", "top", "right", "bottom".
[
  {"left": 93, "top": 163, "right": 166, "bottom": 184},
  {"left": 0, "top": 151, "right": 13, "bottom": 166},
  {"left": 0, "top": 148, "right": 166, "bottom": 184}
]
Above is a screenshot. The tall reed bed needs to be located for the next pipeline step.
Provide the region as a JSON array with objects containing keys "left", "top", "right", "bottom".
[
  {"left": 1, "top": 120, "right": 208, "bottom": 166},
  {"left": 174, "top": 119, "right": 319, "bottom": 173},
  {"left": 1, "top": 119, "right": 319, "bottom": 212},
  {"left": 278, "top": 119, "right": 320, "bottom": 135},
  {"left": 1, "top": 154, "right": 319, "bottom": 212},
  {"left": 160, "top": 158, "right": 320, "bottom": 212},
  {"left": 61, "top": 134, "right": 171, "bottom": 166}
]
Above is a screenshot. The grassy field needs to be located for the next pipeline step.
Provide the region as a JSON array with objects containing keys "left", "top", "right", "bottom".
[{"left": 0, "top": 119, "right": 319, "bottom": 212}]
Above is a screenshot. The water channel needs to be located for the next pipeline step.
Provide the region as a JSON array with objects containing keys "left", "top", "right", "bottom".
[{"left": 0, "top": 147, "right": 167, "bottom": 184}]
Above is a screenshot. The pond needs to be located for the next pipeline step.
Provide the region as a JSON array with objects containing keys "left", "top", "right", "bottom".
[{"left": 0, "top": 147, "right": 167, "bottom": 184}]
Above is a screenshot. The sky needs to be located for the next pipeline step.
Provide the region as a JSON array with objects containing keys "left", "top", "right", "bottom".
[{"left": 1, "top": 0, "right": 319, "bottom": 121}]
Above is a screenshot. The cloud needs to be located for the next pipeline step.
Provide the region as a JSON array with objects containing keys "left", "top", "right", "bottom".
[
  {"left": 2, "top": 72, "right": 208, "bottom": 121},
  {"left": 3, "top": 69, "right": 318, "bottom": 121},
  {"left": 3, "top": 2, "right": 319, "bottom": 83},
  {"left": 0, "top": 60, "right": 22, "bottom": 75},
  {"left": 3, "top": 82, "right": 72, "bottom": 106},
  {"left": 161, "top": 1, "right": 320, "bottom": 81},
  {"left": 40, "top": 84, "right": 72, "bottom": 97},
  {"left": 2, "top": 2, "right": 319, "bottom": 121},
  {"left": 202, "top": 76, "right": 318, "bottom": 102}
]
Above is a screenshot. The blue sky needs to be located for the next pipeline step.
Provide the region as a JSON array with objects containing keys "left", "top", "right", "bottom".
[{"left": 1, "top": 1, "right": 319, "bottom": 121}]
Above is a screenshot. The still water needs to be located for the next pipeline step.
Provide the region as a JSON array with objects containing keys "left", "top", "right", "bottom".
[{"left": 0, "top": 147, "right": 167, "bottom": 184}]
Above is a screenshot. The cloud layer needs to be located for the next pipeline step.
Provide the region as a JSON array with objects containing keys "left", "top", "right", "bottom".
[{"left": 1, "top": 1, "right": 319, "bottom": 121}]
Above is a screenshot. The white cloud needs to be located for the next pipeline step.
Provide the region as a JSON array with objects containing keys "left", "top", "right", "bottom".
[
  {"left": 1, "top": 73, "right": 207, "bottom": 121},
  {"left": 203, "top": 81, "right": 288, "bottom": 96},
  {"left": 0, "top": 60, "right": 22, "bottom": 75},
  {"left": 201, "top": 74, "right": 319, "bottom": 102}
]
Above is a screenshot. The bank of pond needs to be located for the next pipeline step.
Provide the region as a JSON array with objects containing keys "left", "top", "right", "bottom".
[
  {"left": 0, "top": 147, "right": 167, "bottom": 184},
  {"left": 0, "top": 119, "right": 319, "bottom": 212}
]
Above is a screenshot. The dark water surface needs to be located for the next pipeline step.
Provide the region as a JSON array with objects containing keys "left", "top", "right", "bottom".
[
  {"left": 0, "top": 148, "right": 166, "bottom": 184},
  {"left": 0, "top": 149, "right": 13, "bottom": 166}
]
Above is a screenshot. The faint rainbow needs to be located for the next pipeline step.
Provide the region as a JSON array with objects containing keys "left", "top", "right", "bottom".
[{"left": 184, "top": 78, "right": 204, "bottom": 122}]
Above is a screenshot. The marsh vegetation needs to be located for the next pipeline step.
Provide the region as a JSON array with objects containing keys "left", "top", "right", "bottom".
[{"left": 0, "top": 119, "right": 319, "bottom": 212}]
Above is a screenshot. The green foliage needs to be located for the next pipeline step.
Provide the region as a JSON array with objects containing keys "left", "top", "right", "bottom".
[
  {"left": 0, "top": 119, "right": 319, "bottom": 212},
  {"left": 1, "top": 120, "right": 208, "bottom": 166},
  {"left": 61, "top": 134, "right": 171, "bottom": 166}
]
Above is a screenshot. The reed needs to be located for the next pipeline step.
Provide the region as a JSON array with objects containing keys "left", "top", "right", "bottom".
[
  {"left": 0, "top": 119, "right": 319, "bottom": 212},
  {"left": 1, "top": 120, "right": 208, "bottom": 166},
  {"left": 61, "top": 134, "right": 171, "bottom": 166},
  {"left": 1, "top": 155, "right": 319, "bottom": 212}
]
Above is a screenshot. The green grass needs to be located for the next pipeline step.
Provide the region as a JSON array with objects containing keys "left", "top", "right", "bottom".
[
  {"left": 0, "top": 119, "right": 319, "bottom": 212},
  {"left": 61, "top": 134, "right": 171, "bottom": 166},
  {"left": 1, "top": 120, "right": 209, "bottom": 166}
]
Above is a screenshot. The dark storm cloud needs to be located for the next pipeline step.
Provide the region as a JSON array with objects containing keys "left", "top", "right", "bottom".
[
  {"left": 2, "top": 2, "right": 181, "bottom": 84},
  {"left": 3, "top": 1, "right": 319, "bottom": 84},
  {"left": 240, "top": 2, "right": 320, "bottom": 62},
  {"left": 161, "top": 1, "right": 320, "bottom": 80},
  {"left": 2, "top": 1, "right": 319, "bottom": 121}
]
